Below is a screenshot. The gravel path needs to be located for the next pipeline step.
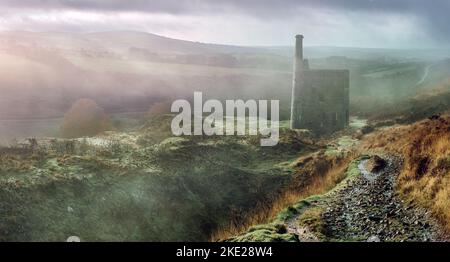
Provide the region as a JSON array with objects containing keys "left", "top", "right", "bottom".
[{"left": 288, "top": 155, "right": 446, "bottom": 242}]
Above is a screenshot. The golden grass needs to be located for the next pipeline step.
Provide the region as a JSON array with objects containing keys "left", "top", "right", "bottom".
[
  {"left": 210, "top": 153, "right": 353, "bottom": 241},
  {"left": 361, "top": 115, "right": 450, "bottom": 232}
]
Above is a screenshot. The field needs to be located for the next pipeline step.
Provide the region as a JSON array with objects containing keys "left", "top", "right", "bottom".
[{"left": 0, "top": 116, "right": 322, "bottom": 241}]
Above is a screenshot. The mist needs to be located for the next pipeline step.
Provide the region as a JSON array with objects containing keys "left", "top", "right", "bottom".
[{"left": 1, "top": 2, "right": 450, "bottom": 244}]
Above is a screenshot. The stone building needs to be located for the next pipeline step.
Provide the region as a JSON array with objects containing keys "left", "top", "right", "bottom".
[{"left": 290, "top": 35, "right": 349, "bottom": 135}]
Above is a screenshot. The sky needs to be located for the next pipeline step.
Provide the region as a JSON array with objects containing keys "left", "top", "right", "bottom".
[{"left": 0, "top": 0, "right": 449, "bottom": 49}]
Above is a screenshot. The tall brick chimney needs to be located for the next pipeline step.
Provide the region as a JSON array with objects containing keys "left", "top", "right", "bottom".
[{"left": 290, "top": 34, "right": 304, "bottom": 129}]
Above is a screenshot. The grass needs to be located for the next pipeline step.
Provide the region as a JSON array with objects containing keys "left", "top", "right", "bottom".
[
  {"left": 297, "top": 206, "right": 325, "bottom": 239},
  {"left": 0, "top": 117, "right": 325, "bottom": 241},
  {"left": 220, "top": 154, "right": 358, "bottom": 242},
  {"left": 361, "top": 114, "right": 450, "bottom": 233},
  {"left": 227, "top": 223, "right": 297, "bottom": 242}
]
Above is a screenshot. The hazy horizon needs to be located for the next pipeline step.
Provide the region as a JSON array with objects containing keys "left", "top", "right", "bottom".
[
  {"left": 2, "top": 29, "right": 450, "bottom": 51},
  {"left": 1, "top": 0, "right": 450, "bottom": 49}
]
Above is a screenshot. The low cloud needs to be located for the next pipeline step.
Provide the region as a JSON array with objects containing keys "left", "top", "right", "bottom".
[{"left": 0, "top": 0, "right": 448, "bottom": 48}]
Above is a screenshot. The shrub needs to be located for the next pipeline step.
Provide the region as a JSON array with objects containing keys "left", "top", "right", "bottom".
[
  {"left": 147, "top": 102, "right": 171, "bottom": 118},
  {"left": 61, "top": 99, "right": 111, "bottom": 138}
]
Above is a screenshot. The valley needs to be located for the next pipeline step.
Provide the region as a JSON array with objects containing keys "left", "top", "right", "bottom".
[{"left": 0, "top": 31, "right": 450, "bottom": 242}]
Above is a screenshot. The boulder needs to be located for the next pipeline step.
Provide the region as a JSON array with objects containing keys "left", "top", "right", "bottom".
[{"left": 365, "top": 155, "right": 386, "bottom": 173}]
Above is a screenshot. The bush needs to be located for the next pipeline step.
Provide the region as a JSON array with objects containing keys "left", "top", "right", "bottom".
[
  {"left": 147, "top": 102, "right": 170, "bottom": 118},
  {"left": 61, "top": 99, "right": 111, "bottom": 138}
]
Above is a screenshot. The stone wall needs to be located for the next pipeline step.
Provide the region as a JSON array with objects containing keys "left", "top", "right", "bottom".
[{"left": 291, "top": 69, "right": 349, "bottom": 135}]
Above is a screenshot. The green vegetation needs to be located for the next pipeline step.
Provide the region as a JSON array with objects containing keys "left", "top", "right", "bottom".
[
  {"left": 228, "top": 223, "right": 297, "bottom": 242},
  {"left": 0, "top": 116, "right": 312, "bottom": 241},
  {"left": 297, "top": 207, "right": 326, "bottom": 239},
  {"left": 227, "top": 159, "right": 363, "bottom": 242}
]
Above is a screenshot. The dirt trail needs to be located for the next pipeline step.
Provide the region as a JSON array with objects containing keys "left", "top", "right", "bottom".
[
  {"left": 287, "top": 155, "right": 445, "bottom": 242},
  {"left": 416, "top": 63, "right": 436, "bottom": 86}
]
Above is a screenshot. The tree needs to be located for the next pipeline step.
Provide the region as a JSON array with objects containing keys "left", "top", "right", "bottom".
[
  {"left": 61, "top": 98, "right": 111, "bottom": 138},
  {"left": 147, "top": 102, "right": 171, "bottom": 118}
]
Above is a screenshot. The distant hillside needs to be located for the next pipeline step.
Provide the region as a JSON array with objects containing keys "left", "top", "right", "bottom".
[
  {"left": 271, "top": 46, "right": 450, "bottom": 61},
  {"left": 3, "top": 31, "right": 450, "bottom": 60},
  {"left": 0, "top": 31, "right": 267, "bottom": 55},
  {"left": 1, "top": 30, "right": 450, "bottom": 142}
]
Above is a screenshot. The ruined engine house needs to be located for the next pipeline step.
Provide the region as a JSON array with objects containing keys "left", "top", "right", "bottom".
[{"left": 290, "top": 35, "right": 350, "bottom": 135}]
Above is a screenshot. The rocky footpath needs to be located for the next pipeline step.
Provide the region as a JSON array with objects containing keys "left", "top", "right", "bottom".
[{"left": 288, "top": 155, "right": 446, "bottom": 242}]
